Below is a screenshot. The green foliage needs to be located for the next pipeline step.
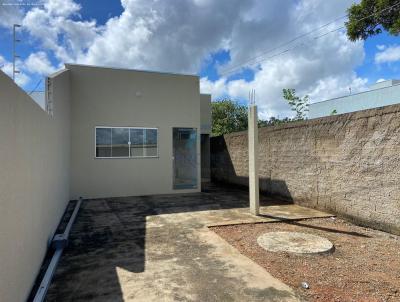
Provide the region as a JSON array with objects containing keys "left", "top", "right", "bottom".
[
  {"left": 330, "top": 109, "right": 338, "bottom": 115},
  {"left": 258, "top": 117, "right": 292, "bottom": 127},
  {"left": 211, "top": 99, "right": 248, "bottom": 136},
  {"left": 282, "top": 88, "right": 309, "bottom": 120},
  {"left": 346, "top": 0, "right": 400, "bottom": 41},
  {"left": 211, "top": 97, "right": 303, "bottom": 136}
]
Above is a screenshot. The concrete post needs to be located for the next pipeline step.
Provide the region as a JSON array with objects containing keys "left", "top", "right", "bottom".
[{"left": 248, "top": 104, "right": 260, "bottom": 215}]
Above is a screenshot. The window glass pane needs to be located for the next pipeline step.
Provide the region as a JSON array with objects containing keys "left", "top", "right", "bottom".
[
  {"left": 97, "top": 127, "right": 158, "bottom": 158},
  {"left": 144, "top": 129, "right": 158, "bottom": 157},
  {"left": 96, "top": 128, "right": 112, "bottom": 157},
  {"left": 112, "top": 128, "right": 129, "bottom": 157},
  {"left": 130, "top": 128, "right": 144, "bottom": 157}
]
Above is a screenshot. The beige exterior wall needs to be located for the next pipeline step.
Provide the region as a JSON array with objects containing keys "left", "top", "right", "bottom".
[
  {"left": 0, "top": 70, "right": 70, "bottom": 302},
  {"left": 68, "top": 64, "right": 201, "bottom": 199},
  {"left": 200, "top": 94, "right": 211, "bottom": 181},
  {"left": 200, "top": 94, "right": 211, "bottom": 134}
]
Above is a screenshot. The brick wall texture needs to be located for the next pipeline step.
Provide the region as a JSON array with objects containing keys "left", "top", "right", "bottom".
[{"left": 211, "top": 104, "right": 400, "bottom": 235}]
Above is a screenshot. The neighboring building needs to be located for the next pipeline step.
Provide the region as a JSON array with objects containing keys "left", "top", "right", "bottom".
[
  {"left": 29, "top": 91, "right": 45, "bottom": 109},
  {"left": 309, "top": 79, "right": 400, "bottom": 118},
  {"left": 0, "top": 64, "right": 211, "bottom": 302}
]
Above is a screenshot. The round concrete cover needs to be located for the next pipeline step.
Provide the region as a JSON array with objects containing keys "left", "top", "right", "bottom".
[{"left": 257, "top": 231, "right": 334, "bottom": 255}]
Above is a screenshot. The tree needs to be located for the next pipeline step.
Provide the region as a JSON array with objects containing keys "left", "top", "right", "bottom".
[
  {"left": 346, "top": 0, "right": 400, "bottom": 41},
  {"left": 258, "top": 116, "right": 292, "bottom": 127},
  {"left": 211, "top": 99, "right": 248, "bottom": 136},
  {"left": 212, "top": 99, "right": 297, "bottom": 136},
  {"left": 282, "top": 88, "right": 309, "bottom": 120}
]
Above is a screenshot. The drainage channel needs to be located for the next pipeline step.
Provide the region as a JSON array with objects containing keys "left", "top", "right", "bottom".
[{"left": 32, "top": 197, "right": 82, "bottom": 302}]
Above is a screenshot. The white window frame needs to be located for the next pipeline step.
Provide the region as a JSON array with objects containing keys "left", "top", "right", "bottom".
[{"left": 95, "top": 126, "right": 159, "bottom": 159}]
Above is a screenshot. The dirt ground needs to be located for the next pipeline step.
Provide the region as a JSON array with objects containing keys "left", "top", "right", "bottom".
[{"left": 211, "top": 218, "right": 400, "bottom": 302}]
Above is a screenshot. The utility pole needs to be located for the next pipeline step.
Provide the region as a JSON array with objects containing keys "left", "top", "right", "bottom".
[
  {"left": 13, "top": 24, "right": 21, "bottom": 82},
  {"left": 248, "top": 89, "right": 260, "bottom": 215}
]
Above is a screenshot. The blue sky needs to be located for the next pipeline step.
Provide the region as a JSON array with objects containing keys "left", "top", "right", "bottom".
[
  {"left": 75, "top": 0, "right": 123, "bottom": 24},
  {"left": 0, "top": 0, "right": 399, "bottom": 118},
  {"left": 356, "top": 32, "right": 400, "bottom": 83}
]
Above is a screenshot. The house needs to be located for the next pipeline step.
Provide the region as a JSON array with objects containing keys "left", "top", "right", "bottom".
[
  {"left": 0, "top": 64, "right": 211, "bottom": 302},
  {"left": 62, "top": 64, "right": 211, "bottom": 198},
  {"left": 308, "top": 79, "right": 400, "bottom": 118}
]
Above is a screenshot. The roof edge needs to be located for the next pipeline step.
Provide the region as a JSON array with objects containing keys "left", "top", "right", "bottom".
[
  {"left": 64, "top": 63, "right": 198, "bottom": 78},
  {"left": 310, "top": 82, "right": 400, "bottom": 106},
  {"left": 48, "top": 68, "right": 70, "bottom": 78}
]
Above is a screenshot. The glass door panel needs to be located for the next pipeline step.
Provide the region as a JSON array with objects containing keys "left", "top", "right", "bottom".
[{"left": 173, "top": 128, "right": 197, "bottom": 189}]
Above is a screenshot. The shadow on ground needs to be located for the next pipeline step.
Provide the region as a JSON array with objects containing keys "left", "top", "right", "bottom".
[
  {"left": 258, "top": 215, "right": 370, "bottom": 238},
  {"left": 43, "top": 184, "right": 300, "bottom": 302}
]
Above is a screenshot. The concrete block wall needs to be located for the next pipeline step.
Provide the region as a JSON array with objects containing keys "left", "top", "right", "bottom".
[{"left": 211, "top": 104, "right": 400, "bottom": 234}]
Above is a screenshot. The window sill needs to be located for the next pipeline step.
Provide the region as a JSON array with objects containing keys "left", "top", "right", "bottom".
[{"left": 94, "top": 156, "right": 160, "bottom": 159}]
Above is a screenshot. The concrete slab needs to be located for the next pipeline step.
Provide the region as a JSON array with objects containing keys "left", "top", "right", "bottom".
[
  {"left": 45, "top": 185, "right": 331, "bottom": 301},
  {"left": 204, "top": 204, "right": 333, "bottom": 227},
  {"left": 257, "top": 232, "right": 334, "bottom": 255}
]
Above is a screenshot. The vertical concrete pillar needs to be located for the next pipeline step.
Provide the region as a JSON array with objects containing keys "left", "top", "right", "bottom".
[{"left": 248, "top": 104, "right": 260, "bottom": 215}]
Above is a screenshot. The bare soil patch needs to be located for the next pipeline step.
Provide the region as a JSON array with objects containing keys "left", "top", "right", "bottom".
[{"left": 211, "top": 218, "right": 400, "bottom": 302}]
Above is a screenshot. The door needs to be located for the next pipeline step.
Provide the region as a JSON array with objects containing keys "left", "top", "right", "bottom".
[{"left": 173, "top": 128, "right": 197, "bottom": 189}]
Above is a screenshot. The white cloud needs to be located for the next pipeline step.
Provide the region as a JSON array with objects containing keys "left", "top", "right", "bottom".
[
  {"left": 0, "top": 0, "right": 368, "bottom": 118},
  {"left": 79, "top": 0, "right": 250, "bottom": 72},
  {"left": 0, "top": 1, "right": 24, "bottom": 28},
  {"left": 22, "top": 0, "right": 99, "bottom": 63},
  {"left": 0, "top": 55, "right": 30, "bottom": 86},
  {"left": 44, "top": 0, "right": 80, "bottom": 16},
  {"left": 0, "top": 55, "right": 12, "bottom": 75},
  {"left": 376, "top": 78, "right": 386, "bottom": 83},
  {"left": 24, "top": 51, "right": 56, "bottom": 75},
  {"left": 200, "top": 0, "right": 368, "bottom": 118},
  {"left": 376, "top": 44, "right": 386, "bottom": 51},
  {"left": 375, "top": 45, "right": 400, "bottom": 64}
]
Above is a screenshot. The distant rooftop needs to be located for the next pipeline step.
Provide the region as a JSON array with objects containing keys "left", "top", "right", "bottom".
[
  {"left": 309, "top": 79, "right": 400, "bottom": 118},
  {"left": 369, "top": 79, "right": 400, "bottom": 90},
  {"left": 313, "top": 79, "right": 400, "bottom": 105},
  {"left": 29, "top": 91, "right": 45, "bottom": 109}
]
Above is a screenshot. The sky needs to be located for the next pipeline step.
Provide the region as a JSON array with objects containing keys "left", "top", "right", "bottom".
[{"left": 0, "top": 0, "right": 399, "bottom": 119}]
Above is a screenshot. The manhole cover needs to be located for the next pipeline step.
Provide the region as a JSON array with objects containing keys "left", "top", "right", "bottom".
[{"left": 257, "top": 231, "right": 334, "bottom": 255}]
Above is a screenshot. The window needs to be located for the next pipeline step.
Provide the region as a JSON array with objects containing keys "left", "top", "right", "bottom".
[{"left": 95, "top": 127, "right": 158, "bottom": 158}]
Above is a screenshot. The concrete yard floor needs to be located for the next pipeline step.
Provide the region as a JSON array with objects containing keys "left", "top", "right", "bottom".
[{"left": 45, "top": 185, "right": 332, "bottom": 302}]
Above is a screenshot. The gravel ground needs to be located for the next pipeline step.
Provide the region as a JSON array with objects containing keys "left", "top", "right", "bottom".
[{"left": 211, "top": 218, "right": 400, "bottom": 302}]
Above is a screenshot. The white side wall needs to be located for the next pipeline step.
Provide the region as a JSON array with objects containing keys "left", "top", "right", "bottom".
[
  {"left": 309, "top": 84, "right": 400, "bottom": 118},
  {"left": 0, "top": 70, "right": 70, "bottom": 302}
]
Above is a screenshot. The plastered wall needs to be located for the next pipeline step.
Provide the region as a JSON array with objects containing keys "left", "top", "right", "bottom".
[
  {"left": 68, "top": 65, "right": 201, "bottom": 199},
  {"left": 0, "top": 70, "right": 70, "bottom": 302}
]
